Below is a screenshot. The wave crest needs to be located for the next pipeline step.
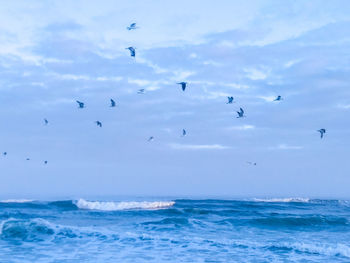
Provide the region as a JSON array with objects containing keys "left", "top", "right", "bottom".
[
  {"left": 75, "top": 199, "right": 175, "bottom": 211},
  {"left": 0, "top": 218, "right": 54, "bottom": 241},
  {"left": 253, "top": 198, "right": 310, "bottom": 203}
]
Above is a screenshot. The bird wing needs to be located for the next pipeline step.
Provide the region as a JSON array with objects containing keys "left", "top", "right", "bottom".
[{"left": 240, "top": 108, "right": 244, "bottom": 114}]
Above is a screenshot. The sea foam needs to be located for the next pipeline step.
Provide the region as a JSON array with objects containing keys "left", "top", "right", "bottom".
[
  {"left": 0, "top": 199, "right": 34, "bottom": 203},
  {"left": 76, "top": 199, "right": 175, "bottom": 211},
  {"left": 253, "top": 198, "right": 310, "bottom": 203}
]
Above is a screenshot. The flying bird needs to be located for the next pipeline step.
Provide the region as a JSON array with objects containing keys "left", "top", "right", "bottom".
[
  {"left": 317, "top": 129, "right": 326, "bottom": 139},
  {"left": 95, "top": 121, "right": 102, "bottom": 127},
  {"left": 138, "top": 89, "right": 145, "bottom": 94},
  {"left": 127, "top": 23, "right": 138, "bottom": 30},
  {"left": 44, "top": 119, "right": 48, "bottom": 125},
  {"left": 76, "top": 101, "right": 85, "bottom": 108},
  {"left": 227, "top": 97, "right": 234, "bottom": 104},
  {"left": 3, "top": 152, "right": 7, "bottom": 156},
  {"left": 236, "top": 108, "right": 245, "bottom": 118},
  {"left": 126, "top": 47, "right": 136, "bottom": 57},
  {"left": 247, "top": 161, "right": 257, "bottom": 166},
  {"left": 44, "top": 161, "right": 48, "bottom": 165},
  {"left": 177, "top": 82, "right": 187, "bottom": 91},
  {"left": 26, "top": 158, "right": 30, "bottom": 161},
  {"left": 148, "top": 136, "right": 154, "bottom": 142},
  {"left": 110, "top": 99, "right": 116, "bottom": 107},
  {"left": 274, "top": 95, "right": 283, "bottom": 101},
  {"left": 182, "top": 129, "right": 187, "bottom": 137}
]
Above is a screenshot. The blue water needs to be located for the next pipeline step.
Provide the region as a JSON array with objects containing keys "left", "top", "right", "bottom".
[{"left": 1, "top": 198, "right": 350, "bottom": 262}]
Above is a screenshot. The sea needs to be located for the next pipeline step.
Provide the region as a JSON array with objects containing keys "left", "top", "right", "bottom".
[{"left": 0, "top": 198, "right": 349, "bottom": 262}]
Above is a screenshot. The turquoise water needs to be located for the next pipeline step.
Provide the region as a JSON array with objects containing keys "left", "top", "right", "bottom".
[{"left": 1, "top": 198, "right": 349, "bottom": 262}]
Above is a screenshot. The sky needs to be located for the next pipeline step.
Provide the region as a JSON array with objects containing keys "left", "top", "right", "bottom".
[{"left": 0, "top": 0, "right": 350, "bottom": 199}]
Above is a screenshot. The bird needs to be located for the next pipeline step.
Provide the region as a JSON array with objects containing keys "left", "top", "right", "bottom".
[
  {"left": 274, "top": 95, "right": 283, "bottom": 101},
  {"left": 182, "top": 129, "right": 187, "bottom": 137},
  {"left": 148, "top": 136, "right": 154, "bottom": 142},
  {"left": 247, "top": 161, "right": 257, "bottom": 166},
  {"left": 95, "top": 121, "right": 102, "bottom": 127},
  {"left": 137, "top": 89, "right": 145, "bottom": 94},
  {"left": 26, "top": 158, "right": 30, "bottom": 161},
  {"left": 227, "top": 96, "right": 234, "bottom": 104},
  {"left": 44, "top": 119, "right": 48, "bottom": 125},
  {"left": 3, "top": 152, "right": 7, "bottom": 156},
  {"left": 44, "top": 161, "right": 48, "bottom": 165},
  {"left": 177, "top": 82, "right": 187, "bottom": 91},
  {"left": 76, "top": 101, "right": 85, "bottom": 108},
  {"left": 126, "top": 47, "right": 136, "bottom": 57},
  {"left": 236, "top": 108, "right": 245, "bottom": 118},
  {"left": 110, "top": 99, "right": 116, "bottom": 107},
  {"left": 317, "top": 129, "right": 326, "bottom": 139},
  {"left": 127, "top": 23, "right": 138, "bottom": 30}
]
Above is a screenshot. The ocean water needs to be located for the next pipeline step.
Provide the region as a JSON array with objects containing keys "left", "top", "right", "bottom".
[{"left": 0, "top": 198, "right": 350, "bottom": 262}]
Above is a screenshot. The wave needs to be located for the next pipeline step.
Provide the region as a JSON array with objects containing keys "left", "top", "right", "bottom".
[
  {"left": 252, "top": 198, "right": 310, "bottom": 203},
  {"left": 0, "top": 218, "right": 55, "bottom": 241},
  {"left": 251, "top": 215, "right": 348, "bottom": 228},
  {"left": 269, "top": 242, "right": 350, "bottom": 258},
  {"left": 75, "top": 199, "right": 175, "bottom": 211},
  {"left": 0, "top": 199, "right": 34, "bottom": 203}
]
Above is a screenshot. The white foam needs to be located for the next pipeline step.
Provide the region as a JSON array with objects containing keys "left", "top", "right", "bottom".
[
  {"left": 253, "top": 198, "right": 310, "bottom": 203},
  {"left": 289, "top": 242, "right": 350, "bottom": 258},
  {"left": 76, "top": 199, "right": 175, "bottom": 211},
  {"left": 0, "top": 199, "right": 34, "bottom": 203}
]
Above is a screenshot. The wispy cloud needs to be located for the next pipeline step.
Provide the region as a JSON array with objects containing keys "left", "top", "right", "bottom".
[
  {"left": 268, "top": 144, "right": 303, "bottom": 150},
  {"left": 227, "top": 125, "right": 255, "bottom": 131},
  {"left": 169, "top": 143, "right": 230, "bottom": 150},
  {"left": 337, "top": 104, "right": 350, "bottom": 109}
]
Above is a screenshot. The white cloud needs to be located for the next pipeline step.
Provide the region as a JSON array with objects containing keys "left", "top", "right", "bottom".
[
  {"left": 269, "top": 144, "right": 303, "bottom": 150},
  {"left": 337, "top": 104, "right": 350, "bottom": 109},
  {"left": 169, "top": 143, "right": 230, "bottom": 150},
  {"left": 227, "top": 125, "right": 255, "bottom": 131},
  {"left": 257, "top": 95, "right": 277, "bottom": 102},
  {"left": 244, "top": 68, "right": 268, "bottom": 80}
]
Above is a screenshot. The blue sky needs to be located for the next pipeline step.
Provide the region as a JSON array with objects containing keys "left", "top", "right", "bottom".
[{"left": 1, "top": 0, "right": 350, "bottom": 198}]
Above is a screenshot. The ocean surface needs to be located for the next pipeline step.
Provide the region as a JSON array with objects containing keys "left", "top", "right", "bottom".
[{"left": 0, "top": 198, "right": 350, "bottom": 262}]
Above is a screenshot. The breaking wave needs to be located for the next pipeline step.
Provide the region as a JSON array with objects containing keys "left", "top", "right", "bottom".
[
  {"left": 75, "top": 199, "right": 175, "bottom": 211},
  {"left": 0, "top": 199, "right": 34, "bottom": 203},
  {"left": 253, "top": 198, "right": 310, "bottom": 203}
]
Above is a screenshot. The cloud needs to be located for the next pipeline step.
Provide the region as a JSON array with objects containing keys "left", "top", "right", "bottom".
[
  {"left": 269, "top": 144, "right": 303, "bottom": 150},
  {"left": 337, "top": 104, "right": 350, "bottom": 109},
  {"left": 169, "top": 143, "right": 230, "bottom": 150},
  {"left": 227, "top": 125, "right": 255, "bottom": 131},
  {"left": 244, "top": 68, "right": 269, "bottom": 80}
]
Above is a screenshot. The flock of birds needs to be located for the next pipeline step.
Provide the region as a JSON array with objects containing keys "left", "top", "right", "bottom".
[{"left": 1, "top": 22, "right": 327, "bottom": 166}]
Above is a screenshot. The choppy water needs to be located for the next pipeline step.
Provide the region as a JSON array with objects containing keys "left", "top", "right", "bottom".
[{"left": 1, "top": 198, "right": 350, "bottom": 262}]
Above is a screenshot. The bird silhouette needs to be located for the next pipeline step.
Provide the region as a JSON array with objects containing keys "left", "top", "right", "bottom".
[
  {"left": 126, "top": 47, "right": 136, "bottom": 57},
  {"left": 26, "top": 158, "right": 30, "bottom": 161},
  {"left": 76, "top": 101, "right": 85, "bottom": 108},
  {"left": 127, "top": 23, "right": 138, "bottom": 30},
  {"left": 247, "top": 161, "right": 257, "bottom": 166},
  {"left": 148, "top": 136, "right": 154, "bottom": 142},
  {"left": 177, "top": 82, "right": 187, "bottom": 91},
  {"left": 44, "top": 119, "right": 48, "bottom": 125},
  {"left": 227, "top": 97, "right": 234, "bottom": 104},
  {"left": 3, "top": 152, "right": 7, "bottom": 156},
  {"left": 317, "top": 129, "right": 326, "bottom": 139},
  {"left": 182, "top": 129, "right": 187, "bottom": 137},
  {"left": 138, "top": 89, "right": 145, "bottom": 94},
  {"left": 110, "top": 99, "right": 116, "bottom": 107},
  {"left": 44, "top": 161, "right": 48, "bottom": 165},
  {"left": 274, "top": 95, "right": 283, "bottom": 101},
  {"left": 236, "top": 108, "right": 245, "bottom": 118},
  {"left": 96, "top": 121, "right": 102, "bottom": 127}
]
